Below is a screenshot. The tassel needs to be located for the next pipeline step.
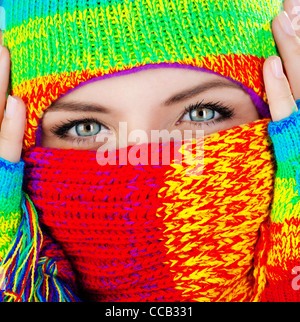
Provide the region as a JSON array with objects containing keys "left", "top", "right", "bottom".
[{"left": 0, "top": 193, "right": 80, "bottom": 302}]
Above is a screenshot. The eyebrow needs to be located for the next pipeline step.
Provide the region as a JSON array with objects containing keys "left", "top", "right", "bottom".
[
  {"left": 46, "top": 79, "right": 242, "bottom": 113},
  {"left": 46, "top": 101, "right": 111, "bottom": 113},
  {"left": 163, "top": 79, "right": 242, "bottom": 106}
]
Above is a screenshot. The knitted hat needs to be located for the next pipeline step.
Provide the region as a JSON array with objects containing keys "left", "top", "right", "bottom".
[{"left": 1, "top": 0, "right": 282, "bottom": 150}]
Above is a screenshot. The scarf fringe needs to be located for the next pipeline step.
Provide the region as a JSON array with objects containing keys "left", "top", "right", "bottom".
[{"left": 0, "top": 193, "right": 80, "bottom": 302}]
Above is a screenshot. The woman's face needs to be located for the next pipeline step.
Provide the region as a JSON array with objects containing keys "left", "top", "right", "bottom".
[{"left": 41, "top": 68, "right": 260, "bottom": 151}]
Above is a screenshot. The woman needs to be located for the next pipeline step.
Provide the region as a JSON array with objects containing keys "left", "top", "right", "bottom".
[{"left": 0, "top": 0, "right": 299, "bottom": 302}]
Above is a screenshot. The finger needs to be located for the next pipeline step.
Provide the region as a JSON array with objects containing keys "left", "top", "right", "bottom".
[
  {"left": 271, "top": 10, "right": 300, "bottom": 100},
  {"left": 263, "top": 56, "right": 297, "bottom": 122},
  {"left": 284, "top": 0, "right": 300, "bottom": 38},
  {"left": 0, "top": 95, "right": 26, "bottom": 163},
  {"left": 0, "top": 46, "right": 11, "bottom": 124}
]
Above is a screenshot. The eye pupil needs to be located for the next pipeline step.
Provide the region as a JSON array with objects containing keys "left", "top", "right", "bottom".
[{"left": 190, "top": 107, "right": 214, "bottom": 122}]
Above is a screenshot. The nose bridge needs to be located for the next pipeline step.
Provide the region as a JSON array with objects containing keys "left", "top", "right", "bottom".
[
  {"left": 118, "top": 118, "right": 152, "bottom": 147},
  {"left": 116, "top": 102, "right": 164, "bottom": 146}
]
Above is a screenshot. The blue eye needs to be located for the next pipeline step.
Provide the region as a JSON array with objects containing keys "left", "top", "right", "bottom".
[
  {"left": 64, "top": 120, "right": 102, "bottom": 137},
  {"left": 181, "top": 105, "right": 219, "bottom": 122},
  {"left": 72, "top": 121, "right": 101, "bottom": 137},
  {"left": 189, "top": 107, "right": 215, "bottom": 122},
  {"left": 51, "top": 118, "right": 109, "bottom": 139}
]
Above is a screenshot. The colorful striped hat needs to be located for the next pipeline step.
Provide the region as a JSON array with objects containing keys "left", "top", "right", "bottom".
[{"left": 1, "top": 0, "right": 282, "bottom": 150}]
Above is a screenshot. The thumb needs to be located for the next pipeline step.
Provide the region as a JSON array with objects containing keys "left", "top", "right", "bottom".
[
  {"left": 263, "top": 56, "right": 297, "bottom": 122},
  {"left": 0, "top": 95, "right": 26, "bottom": 163}
]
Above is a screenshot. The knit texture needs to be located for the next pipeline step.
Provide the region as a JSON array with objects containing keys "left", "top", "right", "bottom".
[
  {"left": 0, "top": 158, "right": 79, "bottom": 301},
  {"left": 261, "top": 109, "right": 300, "bottom": 301},
  {"left": 0, "top": 158, "right": 24, "bottom": 261},
  {"left": 2, "top": 0, "right": 300, "bottom": 303},
  {"left": 0, "top": 193, "right": 80, "bottom": 302},
  {"left": 2, "top": 111, "right": 300, "bottom": 302},
  {"left": 23, "top": 119, "right": 274, "bottom": 302},
  {"left": 1, "top": 0, "right": 282, "bottom": 149}
]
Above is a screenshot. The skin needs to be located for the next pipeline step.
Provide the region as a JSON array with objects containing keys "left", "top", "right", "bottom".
[
  {"left": 41, "top": 69, "right": 259, "bottom": 151},
  {"left": 0, "top": 0, "right": 299, "bottom": 162}
]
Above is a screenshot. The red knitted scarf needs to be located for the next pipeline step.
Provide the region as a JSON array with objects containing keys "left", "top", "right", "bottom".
[{"left": 23, "top": 119, "right": 275, "bottom": 302}]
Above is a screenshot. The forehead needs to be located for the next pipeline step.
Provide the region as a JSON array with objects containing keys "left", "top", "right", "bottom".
[
  {"left": 46, "top": 68, "right": 243, "bottom": 113},
  {"left": 53, "top": 67, "right": 240, "bottom": 100}
]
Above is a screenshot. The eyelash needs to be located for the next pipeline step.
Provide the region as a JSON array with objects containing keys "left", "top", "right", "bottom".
[
  {"left": 51, "top": 101, "right": 234, "bottom": 143},
  {"left": 180, "top": 100, "right": 234, "bottom": 128},
  {"left": 51, "top": 117, "right": 101, "bottom": 145}
]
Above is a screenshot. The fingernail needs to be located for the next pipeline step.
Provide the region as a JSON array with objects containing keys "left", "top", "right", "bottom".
[
  {"left": 5, "top": 95, "right": 18, "bottom": 119},
  {"left": 271, "top": 56, "right": 285, "bottom": 79},
  {"left": 278, "top": 11, "right": 296, "bottom": 36},
  {"left": 291, "top": 0, "right": 300, "bottom": 31}
]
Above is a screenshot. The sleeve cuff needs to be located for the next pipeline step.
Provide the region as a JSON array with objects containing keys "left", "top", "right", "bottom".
[
  {"left": 0, "top": 157, "right": 25, "bottom": 212},
  {"left": 268, "top": 109, "right": 300, "bottom": 163}
]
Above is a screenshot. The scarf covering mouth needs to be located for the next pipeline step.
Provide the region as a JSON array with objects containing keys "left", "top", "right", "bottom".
[{"left": 22, "top": 118, "right": 275, "bottom": 302}]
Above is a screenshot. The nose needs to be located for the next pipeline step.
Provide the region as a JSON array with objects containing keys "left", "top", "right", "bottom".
[
  {"left": 117, "top": 120, "right": 154, "bottom": 148},
  {"left": 114, "top": 106, "right": 183, "bottom": 148},
  {"left": 116, "top": 121, "right": 185, "bottom": 150}
]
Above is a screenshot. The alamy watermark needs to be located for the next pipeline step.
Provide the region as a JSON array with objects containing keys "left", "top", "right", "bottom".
[
  {"left": 292, "top": 266, "right": 300, "bottom": 291},
  {"left": 0, "top": 266, "right": 6, "bottom": 291},
  {"left": 0, "top": 7, "right": 6, "bottom": 31},
  {"left": 95, "top": 123, "right": 205, "bottom": 177}
]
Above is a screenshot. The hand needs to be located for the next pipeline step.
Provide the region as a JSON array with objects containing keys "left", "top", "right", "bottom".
[
  {"left": 263, "top": 0, "right": 300, "bottom": 122},
  {"left": 0, "top": 44, "right": 26, "bottom": 163}
]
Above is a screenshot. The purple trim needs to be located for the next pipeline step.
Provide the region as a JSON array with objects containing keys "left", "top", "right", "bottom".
[
  {"left": 35, "top": 119, "right": 43, "bottom": 147},
  {"left": 34, "top": 63, "right": 270, "bottom": 147},
  {"left": 59, "top": 63, "right": 270, "bottom": 118}
]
